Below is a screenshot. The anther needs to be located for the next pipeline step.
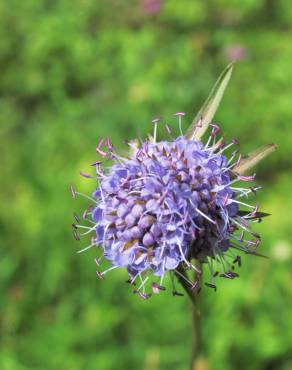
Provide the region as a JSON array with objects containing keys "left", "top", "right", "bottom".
[
  {"left": 238, "top": 174, "right": 256, "bottom": 182},
  {"left": 173, "top": 112, "right": 185, "bottom": 136},
  {"left": 172, "top": 291, "right": 184, "bottom": 297},
  {"left": 90, "top": 161, "right": 102, "bottom": 167},
  {"left": 73, "top": 213, "right": 80, "bottom": 223},
  {"left": 73, "top": 229, "right": 80, "bottom": 241},
  {"left": 96, "top": 138, "right": 107, "bottom": 158},
  {"left": 80, "top": 172, "right": 91, "bottom": 178},
  {"left": 210, "top": 123, "right": 221, "bottom": 137},
  {"left": 96, "top": 271, "right": 105, "bottom": 280},
  {"left": 205, "top": 283, "right": 217, "bottom": 291},
  {"left": 69, "top": 185, "right": 77, "bottom": 199}
]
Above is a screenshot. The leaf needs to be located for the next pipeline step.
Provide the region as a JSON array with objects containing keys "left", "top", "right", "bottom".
[
  {"left": 237, "top": 210, "right": 271, "bottom": 219},
  {"left": 233, "top": 144, "right": 277, "bottom": 175},
  {"left": 245, "top": 251, "right": 269, "bottom": 259},
  {"left": 186, "top": 62, "right": 234, "bottom": 140}
]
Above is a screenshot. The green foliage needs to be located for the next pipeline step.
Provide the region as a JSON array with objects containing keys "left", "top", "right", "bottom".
[{"left": 0, "top": 1, "right": 291, "bottom": 369}]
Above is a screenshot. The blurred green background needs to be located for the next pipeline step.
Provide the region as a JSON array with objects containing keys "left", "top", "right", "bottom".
[{"left": 1, "top": 1, "right": 291, "bottom": 369}]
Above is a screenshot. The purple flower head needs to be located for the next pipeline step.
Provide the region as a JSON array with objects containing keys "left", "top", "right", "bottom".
[
  {"left": 72, "top": 64, "right": 276, "bottom": 299},
  {"left": 93, "top": 136, "right": 238, "bottom": 276}
]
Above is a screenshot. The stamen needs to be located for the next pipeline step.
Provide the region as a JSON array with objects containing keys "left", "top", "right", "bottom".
[
  {"left": 205, "top": 282, "right": 217, "bottom": 291},
  {"left": 138, "top": 291, "right": 151, "bottom": 300},
  {"left": 175, "top": 268, "right": 198, "bottom": 290},
  {"left": 151, "top": 282, "right": 166, "bottom": 294},
  {"left": 195, "top": 207, "right": 216, "bottom": 224},
  {"left": 237, "top": 174, "right": 256, "bottom": 182},
  {"left": 105, "top": 137, "right": 113, "bottom": 152},
  {"left": 231, "top": 138, "right": 240, "bottom": 145},
  {"left": 210, "top": 123, "right": 221, "bottom": 137},
  {"left": 165, "top": 124, "right": 172, "bottom": 136},
  {"left": 75, "top": 191, "right": 97, "bottom": 203},
  {"left": 224, "top": 197, "right": 254, "bottom": 209},
  {"left": 96, "top": 271, "right": 105, "bottom": 280},
  {"left": 172, "top": 291, "right": 184, "bottom": 297},
  {"left": 231, "top": 217, "right": 252, "bottom": 234},
  {"left": 152, "top": 117, "right": 161, "bottom": 143},
  {"left": 176, "top": 237, "right": 190, "bottom": 266},
  {"left": 251, "top": 204, "right": 259, "bottom": 217},
  {"left": 90, "top": 161, "right": 102, "bottom": 167},
  {"left": 218, "top": 141, "right": 235, "bottom": 154},
  {"left": 95, "top": 257, "right": 102, "bottom": 266},
  {"left": 80, "top": 172, "right": 92, "bottom": 178},
  {"left": 74, "top": 213, "right": 81, "bottom": 223},
  {"left": 77, "top": 243, "right": 95, "bottom": 253},
  {"left": 96, "top": 138, "right": 107, "bottom": 158},
  {"left": 101, "top": 265, "right": 118, "bottom": 276},
  {"left": 73, "top": 229, "right": 80, "bottom": 241},
  {"left": 220, "top": 271, "right": 239, "bottom": 279},
  {"left": 69, "top": 185, "right": 77, "bottom": 199},
  {"left": 233, "top": 255, "right": 242, "bottom": 267},
  {"left": 137, "top": 276, "right": 149, "bottom": 292},
  {"left": 173, "top": 112, "right": 185, "bottom": 136}
]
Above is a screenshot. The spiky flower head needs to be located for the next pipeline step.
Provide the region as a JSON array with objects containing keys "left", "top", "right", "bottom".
[{"left": 72, "top": 64, "right": 276, "bottom": 299}]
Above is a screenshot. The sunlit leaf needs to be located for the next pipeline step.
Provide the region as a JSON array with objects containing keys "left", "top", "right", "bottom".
[
  {"left": 245, "top": 251, "right": 269, "bottom": 259},
  {"left": 186, "top": 62, "right": 234, "bottom": 140},
  {"left": 233, "top": 144, "right": 277, "bottom": 175}
]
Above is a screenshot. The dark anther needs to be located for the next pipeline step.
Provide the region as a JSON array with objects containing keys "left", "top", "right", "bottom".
[
  {"left": 73, "top": 213, "right": 80, "bottom": 223},
  {"left": 96, "top": 271, "right": 105, "bottom": 280},
  {"left": 80, "top": 172, "right": 91, "bottom": 178},
  {"left": 251, "top": 231, "right": 261, "bottom": 239},
  {"left": 91, "top": 161, "right": 102, "bottom": 167},
  {"left": 69, "top": 185, "right": 76, "bottom": 199},
  {"left": 172, "top": 291, "right": 184, "bottom": 297},
  {"left": 94, "top": 257, "right": 101, "bottom": 266},
  {"left": 220, "top": 271, "right": 239, "bottom": 279},
  {"left": 125, "top": 279, "right": 136, "bottom": 286},
  {"left": 138, "top": 292, "right": 151, "bottom": 300},
  {"left": 205, "top": 283, "right": 217, "bottom": 291},
  {"left": 233, "top": 255, "right": 242, "bottom": 267},
  {"left": 73, "top": 229, "right": 80, "bottom": 241},
  {"left": 82, "top": 209, "right": 89, "bottom": 219}
]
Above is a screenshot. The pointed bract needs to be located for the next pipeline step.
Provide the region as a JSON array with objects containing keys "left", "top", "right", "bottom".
[
  {"left": 186, "top": 63, "right": 234, "bottom": 140},
  {"left": 233, "top": 143, "right": 277, "bottom": 175},
  {"left": 237, "top": 210, "right": 271, "bottom": 219}
]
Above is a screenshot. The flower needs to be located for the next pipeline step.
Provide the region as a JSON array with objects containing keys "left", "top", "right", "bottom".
[
  {"left": 72, "top": 64, "right": 276, "bottom": 299},
  {"left": 142, "top": 0, "right": 162, "bottom": 15},
  {"left": 224, "top": 44, "right": 248, "bottom": 62}
]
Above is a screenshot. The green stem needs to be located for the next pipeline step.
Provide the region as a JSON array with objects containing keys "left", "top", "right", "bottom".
[
  {"left": 175, "top": 263, "right": 203, "bottom": 370},
  {"left": 175, "top": 266, "right": 198, "bottom": 307},
  {"left": 190, "top": 295, "right": 203, "bottom": 370}
]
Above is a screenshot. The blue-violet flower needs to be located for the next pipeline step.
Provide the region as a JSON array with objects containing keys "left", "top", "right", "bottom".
[{"left": 72, "top": 65, "right": 276, "bottom": 299}]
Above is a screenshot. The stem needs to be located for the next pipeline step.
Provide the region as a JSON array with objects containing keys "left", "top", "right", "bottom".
[
  {"left": 175, "top": 266, "right": 198, "bottom": 307},
  {"left": 175, "top": 262, "right": 204, "bottom": 370},
  {"left": 190, "top": 294, "right": 203, "bottom": 370}
]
